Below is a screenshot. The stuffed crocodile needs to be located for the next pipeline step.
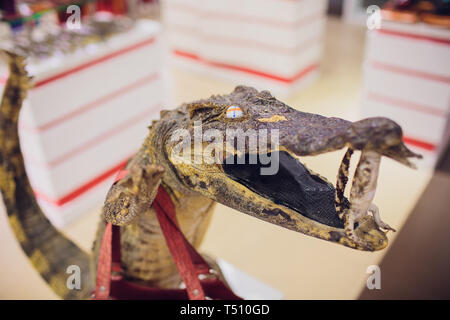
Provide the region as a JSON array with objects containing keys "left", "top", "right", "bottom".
[{"left": 0, "top": 52, "right": 421, "bottom": 299}]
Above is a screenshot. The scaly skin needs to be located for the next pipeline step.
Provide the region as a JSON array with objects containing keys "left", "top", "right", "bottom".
[
  {"left": 0, "top": 52, "right": 92, "bottom": 299},
  {"left": 0, "top": 51, "right": 421, "bottom": 299}
]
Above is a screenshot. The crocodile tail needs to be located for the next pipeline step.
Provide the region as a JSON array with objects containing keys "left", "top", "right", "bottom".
[{"left": 0, "top": 51, "right": 92, "bottom": 299}]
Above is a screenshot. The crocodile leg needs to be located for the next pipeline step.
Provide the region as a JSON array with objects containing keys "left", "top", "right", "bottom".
[
  {"left": 368, "top": 203, "right": 396, "bottom": 232},
  {"left": 344, "top": 150, "right": 389, "bottom": 249},
  {"left": 103, "top": 162, "right": 164, "bottom": 226},
  {"left": 335, "top": 148, "right": 354, "bottom": 220}
]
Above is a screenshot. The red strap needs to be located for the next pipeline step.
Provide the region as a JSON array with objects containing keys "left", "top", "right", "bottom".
[
  {"left": 111, "top": 224, "right": 122, "bottom": 278},
  {"left": 153, "top": 186, "right": 210, "bottom": 300},
  {"left": 94, "top": 223, "right": 113, "bottom": 300},
  {"left": 94, "top": 180, "right": 241, "bottom": 300}
]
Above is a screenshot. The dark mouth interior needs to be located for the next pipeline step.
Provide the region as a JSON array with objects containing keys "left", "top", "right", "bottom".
[{"left": 223, "top": 151, "right": 345, "bottom": 228}]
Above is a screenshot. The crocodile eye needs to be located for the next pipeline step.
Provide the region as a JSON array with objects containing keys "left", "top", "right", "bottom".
[{"left": 226, "top": 106, "right": 244, "bottom": 119}]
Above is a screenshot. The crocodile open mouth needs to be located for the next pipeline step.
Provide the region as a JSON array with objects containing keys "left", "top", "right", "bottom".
[{"left": 223, "top": 151, "right": 345, "bottom": 228}]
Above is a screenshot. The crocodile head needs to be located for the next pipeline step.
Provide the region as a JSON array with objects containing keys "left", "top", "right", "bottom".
[{"left": 153, "top": 86, "right": 421, "bottom": 251}]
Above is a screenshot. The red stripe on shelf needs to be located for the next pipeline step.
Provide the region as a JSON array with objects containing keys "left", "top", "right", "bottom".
[
  {"left": 34, "top": 157, "right": 131, "bottom": 207},
  {"left": 167, "top": 2, "right": 322, "bottom": 29},
  {"left": 173, "top": 50, "right": 318, "bottom": 83},
  {"left": 367, "top": 92, "right": 447, "bottom": 118},
  {"left": 378, "top": 28, "right": 450, "bottom": 46},
  {"left": 24, "top": 72, "right": 159, "bottom": 132},
  {"left": 45, "top": 103, "right": 161, "bottom": 168},
  {"left": 403, "top": 136, "right": 436, "bottom": 151},
  {"left": 168, "top": 24, "right": 321, "bottom": 55},
  {"left": 34, "top": 37, "right": 156, "bottom": 88},
  {"left": 372, "top": 61, "right": 450, "bottom": 84}
]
